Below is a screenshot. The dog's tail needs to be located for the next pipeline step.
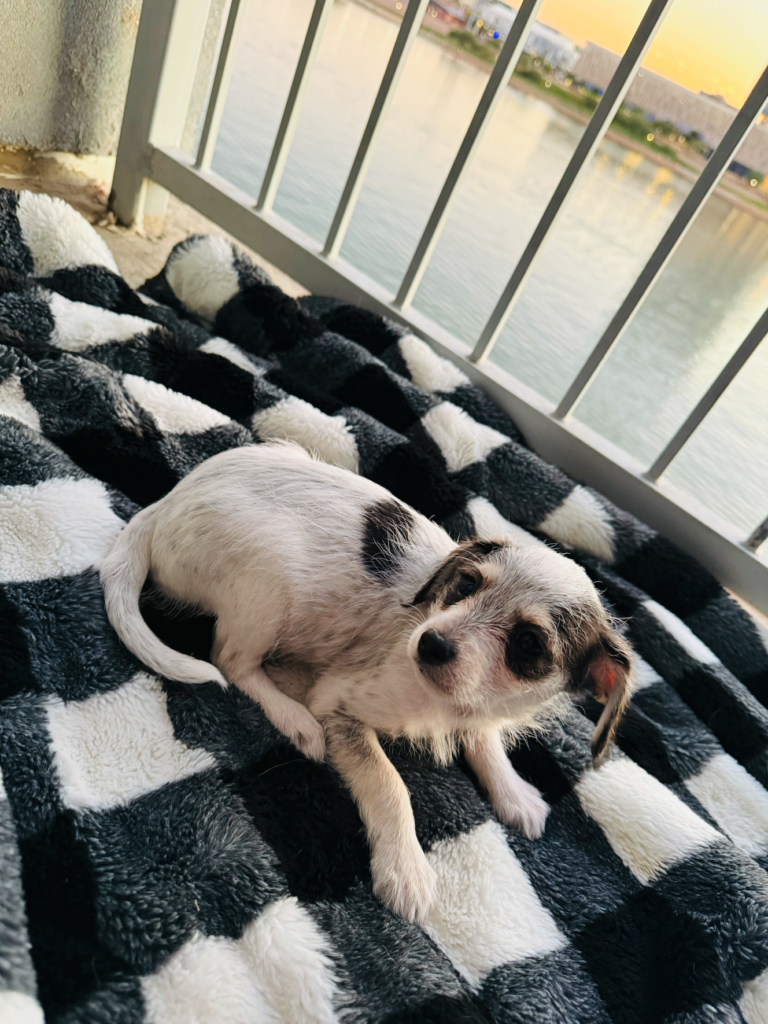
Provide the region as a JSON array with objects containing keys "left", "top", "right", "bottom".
[{"left": 100, "top": 506, "right": 227, "bottom": 687}]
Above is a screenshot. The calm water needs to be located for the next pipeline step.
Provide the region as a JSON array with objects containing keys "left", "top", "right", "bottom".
[{"left": 214, "top": 0, "right": 768, "bottom": 541}]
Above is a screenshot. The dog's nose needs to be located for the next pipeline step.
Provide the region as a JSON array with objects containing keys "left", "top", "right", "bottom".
[{"left": 418, "top": 631, "right": 456, "bottom": 666}]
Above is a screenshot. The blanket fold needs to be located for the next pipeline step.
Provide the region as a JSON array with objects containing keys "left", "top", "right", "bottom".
[{"left": 0, "top": 191, "right": 767, "bottom": 1024}]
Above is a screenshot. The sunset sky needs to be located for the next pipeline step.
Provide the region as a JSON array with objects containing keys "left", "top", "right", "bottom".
[{"left": 536, "top": 0, "right": 768, "bottom": 107}]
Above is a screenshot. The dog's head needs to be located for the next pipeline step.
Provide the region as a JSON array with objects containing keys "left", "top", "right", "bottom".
[{"left": 407, "top": 539, "right": 633, "bottom": 763}]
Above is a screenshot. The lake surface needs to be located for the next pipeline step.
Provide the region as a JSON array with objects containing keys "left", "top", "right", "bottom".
[{"left": 213, "top": 0, "right": 768, "bottom": 542}]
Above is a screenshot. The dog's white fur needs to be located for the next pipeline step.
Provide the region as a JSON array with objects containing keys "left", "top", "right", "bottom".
[{"left": 101, "top": 443, "right": 632, "bottom": 922}]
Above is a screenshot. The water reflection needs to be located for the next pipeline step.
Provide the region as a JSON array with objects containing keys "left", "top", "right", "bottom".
[{"left": 215, "top": 0, "right": 768, "bottom": 536}]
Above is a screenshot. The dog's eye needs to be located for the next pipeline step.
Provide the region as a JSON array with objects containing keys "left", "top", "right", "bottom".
[
  {"left": 456, "top": 573, "right": 479, "bottom": 600},
  {"left": 516, "top": 631, "right": 543, "bottom": 657}
]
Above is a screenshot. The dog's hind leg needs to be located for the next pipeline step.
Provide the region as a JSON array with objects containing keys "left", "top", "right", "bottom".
[{"left": 215, "top": 641, "right": 326, "bottom": 761}]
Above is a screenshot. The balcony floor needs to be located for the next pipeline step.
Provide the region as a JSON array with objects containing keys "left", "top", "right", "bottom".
[
  {"left": 93, "top": 194, "right": 308, "bottom": 297},
  {"left": 0, "top": 168, "right": 306, "bottom": 297}
]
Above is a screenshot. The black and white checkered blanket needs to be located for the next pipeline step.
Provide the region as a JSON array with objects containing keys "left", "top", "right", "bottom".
[{"left": 1, "top": 189, "right": 768, "bottom": 1024}]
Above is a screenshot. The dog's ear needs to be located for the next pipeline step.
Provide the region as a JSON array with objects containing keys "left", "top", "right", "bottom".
[
  {"left": 572, "top": 627, "right": 633, "bottom": 765},
  {"left": 408, "top": 539, "right": 504, "bottom": 606}
]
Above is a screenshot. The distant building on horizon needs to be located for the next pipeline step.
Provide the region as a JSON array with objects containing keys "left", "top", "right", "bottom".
[
  {"left": 467, "top": 1, "right": 579, "bottom": 72},
  {"left": 524, "top": 21, "right": 580, "bottom": 71},
  {"left": 426, "top": 2, "right": 466, "bottom": 30},
  {"left": 574, "top": 42, "right": 768, "bottom": 174},
  {"left": 699, "top": 91, "right": 737, "bottom": 109}
]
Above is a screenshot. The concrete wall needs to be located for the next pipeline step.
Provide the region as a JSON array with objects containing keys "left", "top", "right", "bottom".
[
  {"left": 0, "top": 0, "right": 227, "bottom": 159},
  {"left": 0, "top": 0, "right": 143, "bottom": 155}
]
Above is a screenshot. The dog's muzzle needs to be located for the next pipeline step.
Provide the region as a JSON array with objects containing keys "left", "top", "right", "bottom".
[{"left": 417, "top": 631, "right": 456, "bottom": 667}]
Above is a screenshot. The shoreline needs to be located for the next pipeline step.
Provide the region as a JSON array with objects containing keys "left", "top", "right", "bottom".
[{"left": 348, "top": 0, "right": 768, "bottom": 224}]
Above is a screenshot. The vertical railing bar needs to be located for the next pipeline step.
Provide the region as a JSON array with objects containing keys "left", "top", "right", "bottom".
[
  {"left": 393, "top": 0, "right": 544, "bottom": 310},
  {"left": 111, "top": 0, "right": 211, "bottom": 229},
  {"left": 111, "top": 0, "right": 179, "bottom": 226},
  {"left": 647, "top": 305, "right": 768, "bottom": 481},
  {"left": 323, "top": 0, "right": 430, "bottom": 259},
  {"left": 471, "top": 0, "right": 674, "bottom": 364},
  {"left": 256, "top": 0, "right": 335, "bottom": 213},
  {"left": 554, "top": 62, "right": 768, "bottom": 419},
  {"left": 195, "top": 0, "right": 247, "bottom": 171},
  {"left": 747, "top": 514, "right": 768, "bottom": 553}
]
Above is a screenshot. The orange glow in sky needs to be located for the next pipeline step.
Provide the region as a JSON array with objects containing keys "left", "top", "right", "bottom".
[{"left": 537, "top": 0, "right": 768, "bottom": 108}]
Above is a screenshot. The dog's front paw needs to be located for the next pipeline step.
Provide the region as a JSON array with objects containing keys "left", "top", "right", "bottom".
[
  {"left": 280, "top": 705, "right": 326, "bottom": 762},
  {"left": 371, "top": 841, "right": 437, "bottom": 924},
  {"left": 492, "top": 777, "right": 549, "bottom": 839}
]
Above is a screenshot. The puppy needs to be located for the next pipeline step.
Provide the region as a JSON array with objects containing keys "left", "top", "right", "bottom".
[{"left": 101, "top": 442, "right": 633, "bottom": 922}]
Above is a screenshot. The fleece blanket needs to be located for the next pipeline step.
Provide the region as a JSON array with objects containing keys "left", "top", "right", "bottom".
[{"left": 1, "top": 189, "right": 768, "bottom": 1024}]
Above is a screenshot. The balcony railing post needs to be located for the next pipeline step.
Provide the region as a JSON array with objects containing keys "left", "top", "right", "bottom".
[
  {"left": 394, "top": 0, "right": 545, "bottom": 310},
  {"left": 747, "top": 515, "right": 768, "bottom": 554},
  {"left": 110, "top": 0, "right": 211, "bottom": 231},
  {"left": 195, "top": 0, "right": 248, "bottom": 172},
  {"left": 470, "top": 0, "right": 674, "bottom": 364},
  {"left": 256, "top": 0, "right": 336, "bottom": 214},
  {"left": 647, "top": 304, "right": 768, "bottom": 481},
  {"left": 323, "top": 0, "right": 430, "bottom": 260}
]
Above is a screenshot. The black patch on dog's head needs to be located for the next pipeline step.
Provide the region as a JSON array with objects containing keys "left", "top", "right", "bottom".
[
  {"left": 410, "top": 539, "right": 504, "bottom": 606},
  {"left": 361, "top": 499, "right": 415, "bottom": 583}
]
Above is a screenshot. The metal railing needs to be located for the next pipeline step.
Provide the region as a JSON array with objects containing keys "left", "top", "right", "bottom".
[{"left": 111, "top": 0, "right": 768, "bottom": 615}]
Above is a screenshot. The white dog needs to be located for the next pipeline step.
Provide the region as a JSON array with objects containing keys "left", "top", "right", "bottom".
[{"left": 101, "top": 443, "right": 632, "bottom": 922}]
